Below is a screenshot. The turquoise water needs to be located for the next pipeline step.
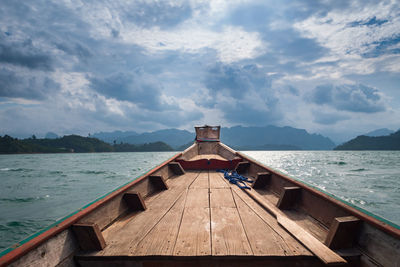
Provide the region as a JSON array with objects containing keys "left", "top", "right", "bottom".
[{"left": 0, "top": 151, "right": 399, "bottom": 251}]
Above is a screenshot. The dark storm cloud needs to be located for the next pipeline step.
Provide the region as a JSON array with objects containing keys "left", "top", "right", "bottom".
[
  {"left": 0, "top": 41, "right": 53, "bottom": 71},
  {"left": 90, "top": 70, "right": 172, "bottom": 111},
  {"left": 0, "top": 68, "right": 59, "bottom": 100},
  {"left": 203, "top": 63, "right": 281, "bottom": 124},
  {"left": 308, "top": 84, "right": 386, "bottom": 113},
  {"left": 54, "top": 42, "right": 92, "bottom": 60}
]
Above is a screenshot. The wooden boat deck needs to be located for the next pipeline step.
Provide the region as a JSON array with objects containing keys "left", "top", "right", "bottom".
[
  {"left": 77, "top": 170, "right": 318, "bottom": 265},
  {"left": 3, "top": 126, "right": 400, "bottom": 267}
]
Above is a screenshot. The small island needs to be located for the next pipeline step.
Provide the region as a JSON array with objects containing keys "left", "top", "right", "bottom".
[
  {"left": 0, "top": 135, "right": 174, "bottom": 154},
  {"left": 335, "top": 130, "right": 400, "bottom": 150}
]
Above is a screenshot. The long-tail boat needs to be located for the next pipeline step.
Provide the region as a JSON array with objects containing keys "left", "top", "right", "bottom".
[{"left": 1, "top": 125, "right": 399, "bottom": 267}]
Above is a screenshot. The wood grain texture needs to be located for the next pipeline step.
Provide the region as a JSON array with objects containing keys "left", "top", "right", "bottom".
[
  {"left": 174, "top": 188, "right": 211, "bottom": 256},
  {"left": 233, "top": 192, "right": 288, "bottom": 256},
  {"left": 133, "top": 192, "right": 187, "bottom": 256},
  {"left": 277, "top": 215, "right": 347, "bottom": 265},
  {"left": 209, "top": 171, "right": 229, "bottom": 189},
  {"left": 190, "top": 171, "right": 209, "bottom": 189},
  {"left": 95, "top": 172, "right": 201, "bottom": 256},
  {"left": 72, "top": 223, "right": 106, "bottom": 251},
  {"left": 210, "top": 188, "right": 252, "bottom": 256}
]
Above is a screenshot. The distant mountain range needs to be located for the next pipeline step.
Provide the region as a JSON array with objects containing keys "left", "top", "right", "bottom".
[
  {"left": 334, "top": 130, "right": 400, "bottom": 150},
  {"left": 364, "top": 128, "right": 395, "bottom": 137},
  {"left": 92, "top": 125, "right": 336, "bottom": 150}
]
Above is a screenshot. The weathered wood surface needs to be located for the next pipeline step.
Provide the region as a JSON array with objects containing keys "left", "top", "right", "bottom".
[
  {"left": 133, "top": 192, "right": 187, "bottom": 256},
  {"left": 209, "top": 171, "right": 229, "bottom": 189},
  {"left": 189, "top": 171, "right": 209, "bottom": 189},
  {"left": 325, "top": 216, "right": 360, "bottom": 249},
  {"left": 72, "top": 223, "right": 106, "bottom": 251},
  {"left": 174, "top": 188, "right": 211, "bottom": 256},
  {"left": 8, "top": 229, "right": 78, "bottom": 267},
  {"left": 242, "top": 186, "right": 347, "bottom": 265},
  {"left": 76, "top": 170, "right": 343, "bottom": 265}
]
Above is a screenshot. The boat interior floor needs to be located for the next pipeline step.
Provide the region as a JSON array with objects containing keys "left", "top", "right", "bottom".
[{"left": 75, "top": 170, "right": 350, "bottom": 266}]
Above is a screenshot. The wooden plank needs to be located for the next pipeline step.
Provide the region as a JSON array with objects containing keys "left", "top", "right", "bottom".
[
  {"left": 72, "top": 223, "right": 106, "bottom": 251},
  {"left": 277, "top": 186, "right": 301, "bottom": 210},
  {"left": 325, "top": 216, "right": 360, "bottom": 249},
  {"left": 285, "top": 210, "right": 328, "bottom": 243},
  {"left": 169, "top": 162, "right": 185, "bottom": 175},
  {"left": 123, "top": 192, "right": 146, "bottom": 211},
  {"left": 210, "top": 188, "right": 252, "bottom": 256},
  {"left": 211, "top": 207, "right": 253, "bottom": 256},
  {"left": 189, "top": 171, "right": 209, "bottom": 189},
  {"left": 96, "top": 172, "right": 201, "bottom": 256},
  {"left": 252, "top": 172, "right": 271, "bottom": 189},
  {"left": 149, "top": 175, "right": 169, "bottom": 191},
  {"left": 185, "top": 188, "right": 209, "bottom": 208},
  {"left": 210, "top": 188, "right": 235, "bottom": 208},
  {"left": 232, "top": 192, "right": 288, "bottom": 256},
  {"left": 243, "top": 188, "right": 346, "bottom": 264},
  {"left": 209, "top": 171, "right": 229, "bottom": 188},
  {"left": 277, "top": 215, "right": 347, "bottom": 265},
  {"left": 133, "top": 192, "right": 187, "bottom": 255},
  {"left": 230, "top": 187, "right": 311, "bottom": 256},
  {"left": 174, "top": 188, "right": 211, "bottom": 256}
]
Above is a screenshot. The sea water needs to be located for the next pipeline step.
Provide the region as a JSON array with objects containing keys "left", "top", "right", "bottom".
[{"left": 0, "top": 151, "right": 399, "bottom": 251}]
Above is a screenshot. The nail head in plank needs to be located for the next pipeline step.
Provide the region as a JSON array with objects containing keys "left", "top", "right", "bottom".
[
  {"left": 235, "top": 161, "right": 250, "bottom": 174},
  {"left": 277, "top": 186, "right": 301, "bottom": 210},
  {"left": 325, "top": 216, "right": 361, "bottom": 249},
  {"left": 149, "top": 175, "right": 169, "bottom": 191},
  {"left": 169, "top": 162, "right": 185, "bottom": 175},
  {"left": 252, "top": 172, "right": 271, "bottom": 189},
  {"left": 123, "top": 192, "right": 146, "bottom": 211},
  {"left": 72, "top": 223, "right": 106, "bottom": 251}
]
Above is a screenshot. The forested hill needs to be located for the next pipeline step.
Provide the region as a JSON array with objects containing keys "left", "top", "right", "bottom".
[
  {"left": 0, "top": 135, "right": 174, "bottom": 154},
  {"left": 334, "top": 130, "right": 400, "bottom": 150}
]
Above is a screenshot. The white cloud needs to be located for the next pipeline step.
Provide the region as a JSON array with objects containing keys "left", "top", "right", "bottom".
[{"left": 294, "top": 1, "right": 400, "bottom": 62}]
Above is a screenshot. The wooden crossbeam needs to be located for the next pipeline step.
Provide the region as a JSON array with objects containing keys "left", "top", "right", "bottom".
[
  {"left": 123, "top": 192, "right": 146, "bottom": 211},
  {"left": 169, "top": 162, "right": 185, "bottom": 175},
  {"left": 277, "top": 186, "right": 301, "bottom": 210},
  {"left": 235, "top": 161, "right": 250, "bottom": 174},
  {"left": 252, "top": 172, "right": 271, "bottom": 189},
  {"left": 72, "top": 223, "right": 106, "bottom": 251},
  {"left": 149, "top": 175, "right": 169, "bottom": 191},
  {"left": 325, "top": 216, "right": 361, "bottom": 249}
]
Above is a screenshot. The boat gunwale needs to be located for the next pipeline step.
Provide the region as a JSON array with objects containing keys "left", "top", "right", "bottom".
[
  {"left": 0, "top": 152, "right": 183, "bottom": 266},
  {"left": 236, "top": 151, "right": 400, "bottom": 239}
]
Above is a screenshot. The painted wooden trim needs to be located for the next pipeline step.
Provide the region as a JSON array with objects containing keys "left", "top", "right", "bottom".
[
  {"left": 236, "top": 151, "right": 400, "bottom": 239},
  {"left": 0, "top": 152, "right": 182, "bottom": 266}
]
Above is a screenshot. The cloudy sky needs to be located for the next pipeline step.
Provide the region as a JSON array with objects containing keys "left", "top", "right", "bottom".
[{"left": 1, "top": 0, "right": 400, "bottom": 143}]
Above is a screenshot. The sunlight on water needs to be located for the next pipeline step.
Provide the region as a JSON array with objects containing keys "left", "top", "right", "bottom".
[{"left": 244, "top": 151, "right": 400, "bottom": 226}]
